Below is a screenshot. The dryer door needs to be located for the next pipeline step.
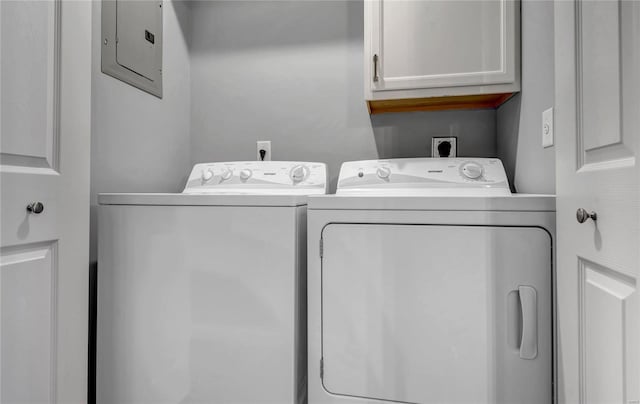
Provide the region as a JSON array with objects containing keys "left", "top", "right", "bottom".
[{"left": 321, "top": 224, "right": 552, "bottom": 404}]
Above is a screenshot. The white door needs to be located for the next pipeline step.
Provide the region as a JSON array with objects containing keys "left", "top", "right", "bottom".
[
  {"left": 0, "top": 1, "right": 91, "bottom": 402},
  {"left": 555, "top": 1, "right": 640, "bottom": 403},
  {"left": 322, "top": 224, "right": 552, "bottom": 404},
  {"left": 365, "top": 0, "right": 518, "bottom": 93}
]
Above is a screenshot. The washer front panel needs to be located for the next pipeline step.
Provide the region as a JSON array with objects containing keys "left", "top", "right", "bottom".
[{"left": 97, "top": 205, "right": 306, "bottom": 403}]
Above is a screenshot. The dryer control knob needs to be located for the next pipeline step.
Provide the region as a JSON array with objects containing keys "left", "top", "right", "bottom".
[
  {"left": 290, "top": 165, "right": 308, "bottom": 182},
  {"left": 376, "top": 167, "right": 391, "bottom": 179},
  {"left": 240, "top": 169, "right": 252, "bottom": 180},
  {"left": 220, "top": 167, "right": 232, "bottom": 180},
  {"left": 461, "top": 162, "right": 483, "bottom": 179},
  {"left": 201, "top": 168, "right": 214, "bottom": 182}
]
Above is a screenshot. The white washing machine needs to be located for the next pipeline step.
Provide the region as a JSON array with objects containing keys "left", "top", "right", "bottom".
[
  {"left": 307, "top": 158, "right": 555, "bottom": 404},
  {"left": 97, "top": 161, "right": 327, "bottom": 404}
]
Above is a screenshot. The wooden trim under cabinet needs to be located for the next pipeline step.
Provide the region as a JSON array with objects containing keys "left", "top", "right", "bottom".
[{"left": 367, "top": 93, "right": 516, "bottom": 115}]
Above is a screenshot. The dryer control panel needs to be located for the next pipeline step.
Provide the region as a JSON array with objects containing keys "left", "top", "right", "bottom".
[
  {"left": 337, "top": 158, "right": 511, "bottom": 196},
  {"left": 183, "top": 161, "right": 328, "bottom": 195}
]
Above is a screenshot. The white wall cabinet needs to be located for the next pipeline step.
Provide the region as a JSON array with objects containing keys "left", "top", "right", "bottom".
[{"left": 365, "top": 0, "right": 520, "bottom": 114}]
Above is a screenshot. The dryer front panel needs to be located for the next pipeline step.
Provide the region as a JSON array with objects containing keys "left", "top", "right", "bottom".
[{"left": 320, "top": 224, "right": 552, "bottom": 404}]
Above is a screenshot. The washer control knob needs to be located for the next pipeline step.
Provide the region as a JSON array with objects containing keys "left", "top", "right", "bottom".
[
  {"left": 461, "top": 162, "right": 483, "bottom": 179},
  {"left": 201, "top": 168, "right": 214, "bottom": 182},
  {"left": 376, "top": 167, "right": 391, "bottom": 179},
  {"left": 220, "top": 167, "right": 232, "bottom": 180},
  {"left": 239, "top": 169, "right": 252, "bottom": 180},
  {"left": 290, "top": 165, "right": 308, "bottom": 182}
]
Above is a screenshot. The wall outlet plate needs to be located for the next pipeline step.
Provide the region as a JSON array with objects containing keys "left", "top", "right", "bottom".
[
  {"left": 257, "top": 140, "right": 271, "bottom": 161},
  {"left": 432, "top": 137, "right": 457, "bottom": 158},
  {"left": 542, "top": 107, "right": 554, "bottom": 148}
]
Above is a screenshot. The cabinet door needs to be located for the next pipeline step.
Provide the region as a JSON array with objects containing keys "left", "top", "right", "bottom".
[{"left": 366, "top": 0, "right": 518, "bottom": 93}]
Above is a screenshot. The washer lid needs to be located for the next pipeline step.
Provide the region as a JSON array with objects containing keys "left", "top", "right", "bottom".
[
  {"left": 336, "top": 158, "right": 510, "bottom": 196},
  {"left": 183, "top": 161, "right": 327, "bottom": 195}
]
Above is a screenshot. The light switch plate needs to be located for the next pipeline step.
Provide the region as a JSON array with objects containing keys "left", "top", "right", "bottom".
[{"left": 542, "top": 107, "right": 554, "bottom": 148}]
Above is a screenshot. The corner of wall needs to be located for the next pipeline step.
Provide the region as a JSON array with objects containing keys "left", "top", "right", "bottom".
[{"left": 496, "top": 0, "right": 556, "bottom": 195}]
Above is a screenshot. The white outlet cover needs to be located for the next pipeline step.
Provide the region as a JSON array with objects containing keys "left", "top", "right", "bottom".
[
  {"left": 257, "top": 140, "right": 271, "bottom": 161},
  {"left": 432, "top": 137, "right": 457, "bottom": 158},
  {"left": 542, "top": 107, "right": 554, "bottom": 148}
]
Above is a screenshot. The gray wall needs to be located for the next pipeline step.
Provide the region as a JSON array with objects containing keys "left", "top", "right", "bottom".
[
  {"left": 189, "top": 1, "right": 497, "bottom": 192},
  {"left": 90, "top": 0, "right": 192, "bottom": 262},
  {"left": 90, "top": 0, "right": 556, "bottom": 204},
  {"left": 497, "top": 0, "right": 556, "bottom": 194}
]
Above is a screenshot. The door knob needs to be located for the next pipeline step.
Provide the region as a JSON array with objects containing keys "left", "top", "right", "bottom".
[
  {"left": 26, "top": 202, "right": 44, "bottom": 214},
  {"left": 576, "top": 208, "right": 596, "bottom": 223}
]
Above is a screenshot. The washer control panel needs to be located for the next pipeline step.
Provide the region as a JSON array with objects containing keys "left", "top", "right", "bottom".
[
  {"left": 184, "top": 161, "right": 328, "bottom": 195},
  {"left": 337, "top": 158, "right": 511, "bottom": 196}
]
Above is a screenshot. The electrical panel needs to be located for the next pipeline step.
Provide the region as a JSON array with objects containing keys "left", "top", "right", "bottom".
[{"left": 102, "top": 0, "right": 163, "bottom": 97}]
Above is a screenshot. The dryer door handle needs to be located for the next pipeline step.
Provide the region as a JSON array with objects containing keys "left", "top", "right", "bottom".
[{"left": 518, "top": 286, "right": 538, "bottom": 360}]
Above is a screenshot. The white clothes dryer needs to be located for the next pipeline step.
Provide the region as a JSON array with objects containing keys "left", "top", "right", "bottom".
[
  {"left": 97, "top": 161, "right": 327, "bottom": 404},
  {"left": 307, "top": 158, "right": 555, "bottom": 404}
]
